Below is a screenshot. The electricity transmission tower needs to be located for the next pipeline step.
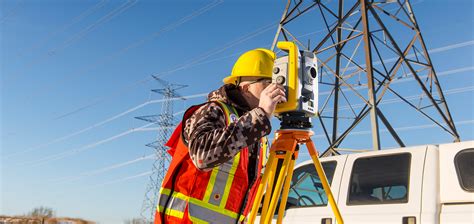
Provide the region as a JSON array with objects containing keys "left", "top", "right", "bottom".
[
  {"left": 136, "top": 76, "right": 187, "bottom": 223},
  {"left": 271, "top": 0, "right": 460, "bottom": 156}
]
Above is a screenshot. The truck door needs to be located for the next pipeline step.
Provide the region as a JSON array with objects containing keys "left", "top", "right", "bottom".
[
  {"left": 281, "top": 155, "right": 347, "bottom": 224},
  {"left": 439, "top": 141, "right": 474, "bottom": 224},
  {"left": 337, "top": 146, "right": 427, "bottom": 224}
]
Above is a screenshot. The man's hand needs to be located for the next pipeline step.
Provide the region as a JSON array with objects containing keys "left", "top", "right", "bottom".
[{"left": 258, "top": 83, "right": 287, "bottom": 119}]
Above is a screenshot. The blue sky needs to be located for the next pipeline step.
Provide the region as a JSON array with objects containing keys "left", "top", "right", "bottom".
[{"left": 1, "top": 0, "right": 473, "bottom": 223}]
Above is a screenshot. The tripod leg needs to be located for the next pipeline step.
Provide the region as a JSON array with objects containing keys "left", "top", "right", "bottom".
[
  {"left": 264, "top": 143, "right": 296, "bottom": 224},
  {"left": 276, "top": 156, "right": 296, "bottom": 224},
  {"left": 306, "top": 140, "right": 344, "bottom": 224},
  {"left": 260, "top": 155, "right": 278, "bottom": 220},
  {"left": 248, "top": 151, "right": 276, "bottom": 224}
]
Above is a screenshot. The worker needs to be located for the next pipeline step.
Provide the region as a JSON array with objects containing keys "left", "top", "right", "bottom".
[{"left": 154, "top": 48, "right": 286, "bottom": 224}]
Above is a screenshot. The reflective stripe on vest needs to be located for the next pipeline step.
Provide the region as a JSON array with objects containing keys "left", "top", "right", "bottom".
[
  {"left": 158, "top": 101, "right": 246, "bottom": 223},
  {"left": 157, "top": 188, "right": 170, "bottom": 212},
  {"left": 160, "top": 190, "right": 246, "bottom": 223},
  {"left": 203, "top": 153, "right": 241, "bottom": 207},
  {"left": 157, "top": 188, "right": 185, "bottom": 219},
  {"left": 260, "top": 137, "right": 268, "bottom": 171}
]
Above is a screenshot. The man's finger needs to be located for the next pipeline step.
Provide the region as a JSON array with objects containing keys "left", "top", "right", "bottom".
[
  {"left": 273, "top": 84, "right": 284, "bottom": 92},
  {"left": 270, "top": 88, "right": 281, "bottom": 97},
  {"left": 275, "top": 95, "right": 287, "bottom": 103},
  {"left": 271, "top": 89, "right": 285, "bottom": 98},
  {"left": 265, "top": 83, "right": 278, "bottom": 92},
  {"left": 276, "top": 88, "right": 285, "bottom": 96}
]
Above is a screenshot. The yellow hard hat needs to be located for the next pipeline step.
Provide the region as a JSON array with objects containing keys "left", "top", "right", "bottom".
[{"left": 223, "top": 48, "right": 276, "bottom": 84}]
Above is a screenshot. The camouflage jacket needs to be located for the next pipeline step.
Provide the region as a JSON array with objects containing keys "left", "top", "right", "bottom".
[{"left": 183, "top": 84, "right": 272, "bottom": 178}]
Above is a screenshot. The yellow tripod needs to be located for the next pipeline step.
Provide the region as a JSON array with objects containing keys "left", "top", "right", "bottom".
[{"left": 248, "top": 129, "right": 344, "bottom": 224}]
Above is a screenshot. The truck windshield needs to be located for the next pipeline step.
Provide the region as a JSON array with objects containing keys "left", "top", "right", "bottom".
[{"left": 286, "top": 161, "right": 337, "bottom": 208}]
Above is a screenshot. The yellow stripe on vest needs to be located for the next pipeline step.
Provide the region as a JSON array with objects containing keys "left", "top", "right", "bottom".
[
  {"left": 203, "top": 168, "right": 220, "bottom": 202},
  {"left": 160, "top": 187, "right": 171, "bottom": 196},
  {"left": 203, "top": 101, "right": 234, "bottom": 203},
  {"left": 220, "top": 152, "right": 240, "bottom": 208},
  {"left": 261, "top": 137, "right": 268, "bottom": 168}
]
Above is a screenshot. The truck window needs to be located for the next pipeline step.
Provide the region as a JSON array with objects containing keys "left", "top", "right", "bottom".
[
  {"left": 286, "top": 161, "right": 337, "bottom": 209},
  {"left": 347, "top": 153, "right": 411, "bottom": 205},
  {"left": 454, "top": 148, "right": 474, "bottom": 192}
]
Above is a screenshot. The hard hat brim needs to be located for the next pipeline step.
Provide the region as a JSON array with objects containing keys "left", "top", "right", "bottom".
[
  {"left": 223, "top": 74, "right": 273, "bottom": 84},
  {"left": 223, "top": 75, "right": 237, "bottom": 85}
]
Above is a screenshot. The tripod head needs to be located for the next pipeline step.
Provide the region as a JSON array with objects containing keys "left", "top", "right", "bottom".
[{"left": 279, "top": 112, "right": 312, "bottom": 130}]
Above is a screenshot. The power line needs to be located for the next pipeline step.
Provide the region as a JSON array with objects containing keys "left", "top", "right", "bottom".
[
  {"left": 40, "top": 21, "right": 277, "bottom": 120},
  {"left": 324, "top": 85, "right": 474, "bottom": 113},
  {"left": 342, "top": 40, "right": 474, "bottom": 73},
  {"left": 25, "top": 0, "right": 223, "bottom": 106},
  {"left": 52, "top": 78, "right": 156, "bottom": 120},
  {"left": 158, "top": 22, "right": 277, "bottom": 78},
  {"left": 0, "top": 0, "right": 24, "bottom": 24},
  {"left": 47, "top": 0, "right": 139, "bottom": 58},
  {"left": 80, "top": 171, "right": 153, "bottom": 192},
  {"left": 5, "top": 91, "right": 202, "bottom": 158},
  {"left": 15, "top": 0, "right": 109, "bottom": 57},
  {"left": 294, "top": 119, "right": 474, "bottom": 156},
  {"left": 318, "top": 66, "right": 474, "bottom": 96},
  {"left": 20, "top": 110, "right": 185, "bottom": 167},
  {"left": 54, "top": 170, "right": 153, "bottom": 197},
  {"left": 6, "top": 0, "right": 139, "bottom": 83},
  {"left": 22, "top": 123, "right": 155, "bottom": 167},
  {"left": 50, "top": 153, "right": 155, "bottom": 184}
]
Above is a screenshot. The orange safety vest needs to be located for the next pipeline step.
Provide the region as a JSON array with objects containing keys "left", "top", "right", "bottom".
[{"left": 154, "top": 101, "right": 268, "bottom": 224}]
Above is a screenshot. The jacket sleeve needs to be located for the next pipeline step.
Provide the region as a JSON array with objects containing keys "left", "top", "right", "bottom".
[{"left": 183, "top": 102, "right": 271, "bottom": 171}]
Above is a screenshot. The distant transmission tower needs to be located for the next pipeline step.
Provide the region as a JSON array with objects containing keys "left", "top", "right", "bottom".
[
  {"left": 271, "top": 0, "right": 460, "bottom": 156},
  {"left": 136, "top": 76, "right": 187, "bottom": 223}
]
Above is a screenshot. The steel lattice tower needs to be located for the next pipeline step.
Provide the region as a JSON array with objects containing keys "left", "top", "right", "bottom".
[
  {"left": 271, "top": 0, "right": 460, "bottom": 156},
  {"left": 136, "top": 76, "right": 187, "bottom": 223}
]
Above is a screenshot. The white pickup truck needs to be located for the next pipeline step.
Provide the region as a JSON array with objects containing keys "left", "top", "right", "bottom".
[{"left": 258, "top": 141, "right": 474, "bottom": 224}]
